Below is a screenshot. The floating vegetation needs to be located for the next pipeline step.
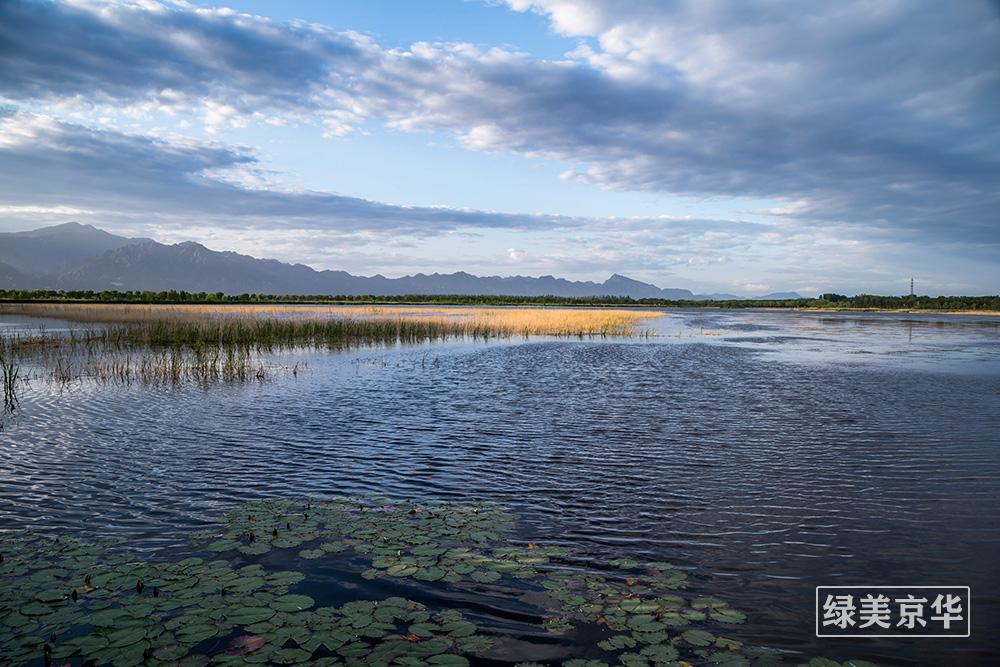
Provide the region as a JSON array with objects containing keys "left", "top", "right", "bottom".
[{"left": 0, "top": 495, "right": 880, "bottom": 667}]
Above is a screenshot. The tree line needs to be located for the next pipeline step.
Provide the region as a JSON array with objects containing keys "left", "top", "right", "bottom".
[{"left": 0, "top": 288, "right": 997, "bottom": 311}]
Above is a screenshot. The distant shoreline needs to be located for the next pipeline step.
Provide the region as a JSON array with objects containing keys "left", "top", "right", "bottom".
[{"left": 1, "top": 297, "right": 999, "bottom": 317}]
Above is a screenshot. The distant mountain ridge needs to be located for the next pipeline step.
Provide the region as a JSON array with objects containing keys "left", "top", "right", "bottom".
[{"left": 0, "top": 223, "right": 801, "bottom": 300}]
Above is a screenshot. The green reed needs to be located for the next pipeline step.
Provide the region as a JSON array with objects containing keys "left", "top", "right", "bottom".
[
  {"left": 0, "top": 345, "right": 19, "bottom": 414},
  {"left": 0, "top": 304, "right": 658, "bottom": 391},
  {"left": 0, "top": 313, "right": 503, "bottom": 389}
]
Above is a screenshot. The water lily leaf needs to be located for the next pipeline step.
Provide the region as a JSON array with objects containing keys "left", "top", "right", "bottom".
[
  {"left": 225, "top": 635, "right": 266, "bottom": 656},
  {"left": 610, "top": 558, "right": 637, "bottom": 569},
  {"left": 426, "top": 656, "right": 469, "bottom": 667},
  {"left": 123, "top": 602, "right": 155, "bottom": 618},
  {"left": 387, "top": 563, "right": 419, "bottom": 577},
  {"left": 411, "top": 544, "right": 445, "bottom": 557},
  {"left": 270, "top": 594, "right": 314, "bottom": 612},
  {"left": 715, "top": 637, "right": 743, "bottom": 651},
  {"left": 319, "top": 634, "right": 347, "bottom": 652},
  {"left": 597, "top": 634, "right": 637, "bottom": 651},
  {"left": 413, "top": 567, "right": 446, "bottom": 582},
  {"left": 33, "top": 589, "right": 68, "bottom": 603},
  {"left": 2, "top": 611, "right": 35, "bottom": 628},
  {"left": 692, "top": 597, "right": 728, "bottom": 610},
  {"left": 440, "top": 620, "right": 476, "bottom": 637},
  {"left": 618, "top": 653, "right": 651, "bottom": 667},
  {"left": 620, "top": 600, "right": 659, "bottom": 614},
  {"left": 153, "top": 643, "right": 190, "bottom": 661},
  {"left": 238, "top": 543, "right": 271, "bottom": 556},
  {"left": 627, "top": 615, "right": 665, "bottom": 633},
  {"left": 19, "top": 601, "right": 59, "bottom": 616},
  {"left": 644, "top": 561, "right": 674, "bottom": 570},
  {"left": 298, "top": 548, "right": 325, "bottom": 559},
  {"left": 411, "top": 636, "right": 454, "bottom": 657},
  {"left": 409, "top": 622, "right": 441, "bottom": 638},
  {"left": 176, "top": 624, "right": 218, "bottom": 644},
  {"left": 711, "top": 609, "right": 747, "bottom": 624},
  {"left": 469, "top": 569, "right": 500, "bottom": 583},
  {"left": 633, "top": 630, "right": 670, "bottom": 646},
  {"left": 542, "top": 617, "right": 573, "bottom": 632},
  {"left": 67, "top": 633, "right": 111, "bottom": 653},
  {"left": 106, "top": 626, "right": 148, "bottom": 648},
  {"left": 655, "top": 594, "right": 686, "bottom": 608},
  {"left": 227, "top": 607, "right": 275, "bottom": 625},
  {"left": 658, "top": 612, "right": 689, "bottom": 626},
  {"left": 269, "top": 647, "right": 312, "bottom": 663},
  {"left": 337, "top": 642, "right": 371, "bottom": 657},
  {"left": 272, "top": 537, "right": 304, "bottom": 549},
  {"left": 207, "top": 540, "right": 241, "bottom": 552},
  {"left": 641, "top": 644, "right": 679, "bottom": 662},
  {"left": 118, "top": 640, "right": 153, "bottom": 664},
  {"left": 264, "top": 571, "right": 305, "bottom": 587},
  {"left": 682, "top": 629, "right": 715, "bottom": 646}
]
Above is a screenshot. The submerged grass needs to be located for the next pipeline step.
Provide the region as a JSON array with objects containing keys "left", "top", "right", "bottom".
[{"left": 0, "top": 304, "right": 664, "bottom": 395}]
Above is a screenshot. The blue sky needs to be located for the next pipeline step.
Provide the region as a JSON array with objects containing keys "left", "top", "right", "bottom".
[{"left": 1, "top": 0, "right": 998, "bottom": 296}]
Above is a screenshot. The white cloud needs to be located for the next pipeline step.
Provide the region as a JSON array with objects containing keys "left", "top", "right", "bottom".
[{"left": 0, "top": 0, "right": 997, "bottom": 293}]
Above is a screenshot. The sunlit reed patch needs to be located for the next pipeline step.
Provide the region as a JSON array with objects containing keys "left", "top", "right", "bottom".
[{"left": 0, "top": 304, "right": 665, "bottom": 394}]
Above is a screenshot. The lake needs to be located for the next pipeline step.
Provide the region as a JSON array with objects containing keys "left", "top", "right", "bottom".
[{"left": 1, "top": 308, "right": 998, "bottom": 666}]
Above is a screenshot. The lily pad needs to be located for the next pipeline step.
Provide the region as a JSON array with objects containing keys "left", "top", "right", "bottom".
[
  {"left": 106, "top": 626, "right": 147, "bottom": 648},
  {"left": 711, "top": 608, "right": 748, "bottom": 624},
  {"left": 227, "top": 606, "right": 275, "bottom": 625},
  {"left": 440, "top": 620, "right": 476, "bottom": 637},
  {"left": 598, "top": 634, "right": 637, "bottom": 651},
  {"left": 682, "top": 628, "right": 715, "bottom": 646},
  {"left": 225, "top": 635, "right": 266, "bottom": 656},
  {"left": 153, "top": 643, "right": 190, "bottom": 661},
  {"left": 414, "top": 567, "right": 447, "bottom": 582},
  {"left": 176, "top": 623, "right": 219, "bottom": 644},
  {"left": 641, "top": 644, "right": 680, "bottom": 662},
  {"left": 264, "top": 571, "right": 305, "bottom": 586},
  {"left": 469, "top": 569, "right": 501, "bottom": 583},
  {"left": 270, "top": 594, "right": 314, "bottom": 612},
  {"left": 426, "top": 656, "right": 470, "bottom": 667}
]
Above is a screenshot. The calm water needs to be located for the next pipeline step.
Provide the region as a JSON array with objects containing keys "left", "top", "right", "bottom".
[{"left": 1, "top": 309, "right": 998, "bottom": 665}]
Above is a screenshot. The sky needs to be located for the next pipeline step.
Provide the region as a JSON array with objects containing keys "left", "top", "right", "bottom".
[{"left": 1, "top": 0, "right": 998, "bottom": 297}]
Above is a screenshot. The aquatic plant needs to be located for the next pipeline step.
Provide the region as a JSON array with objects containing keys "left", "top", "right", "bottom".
[
  {"left": 0, "top": 304, "right": 664, "bottom": 388},
  {"left": 0, "top": 341, "right": 22, "bottom": 422},
  {"left": 0, "top": 495, "right": 881, "bottom": 667}
]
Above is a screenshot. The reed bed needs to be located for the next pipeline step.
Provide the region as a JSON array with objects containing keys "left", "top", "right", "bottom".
[{"left": 0, "top": 303, "right": 664, "bottom": 397}]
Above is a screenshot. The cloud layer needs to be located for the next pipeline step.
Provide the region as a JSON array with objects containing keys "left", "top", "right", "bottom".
[{"left": 1, "top": 0, "right": 997, "bottom": 292}]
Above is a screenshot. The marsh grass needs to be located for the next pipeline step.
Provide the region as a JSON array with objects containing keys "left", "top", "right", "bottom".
[
  {"left": 0, "top": 346, "right": 19, "bottom": 414},
  {"left": 0, "top": 303, "right": 663, "bottom": 390}
]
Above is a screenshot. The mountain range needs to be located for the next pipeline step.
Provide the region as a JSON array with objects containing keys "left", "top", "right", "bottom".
[{"left": 0, "top": 223, "right": 801, "bottom": 300}]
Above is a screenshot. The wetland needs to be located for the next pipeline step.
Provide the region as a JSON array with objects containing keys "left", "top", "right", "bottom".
[{"left": 1, "top": 305, "right": 998, "bottom": 667}]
